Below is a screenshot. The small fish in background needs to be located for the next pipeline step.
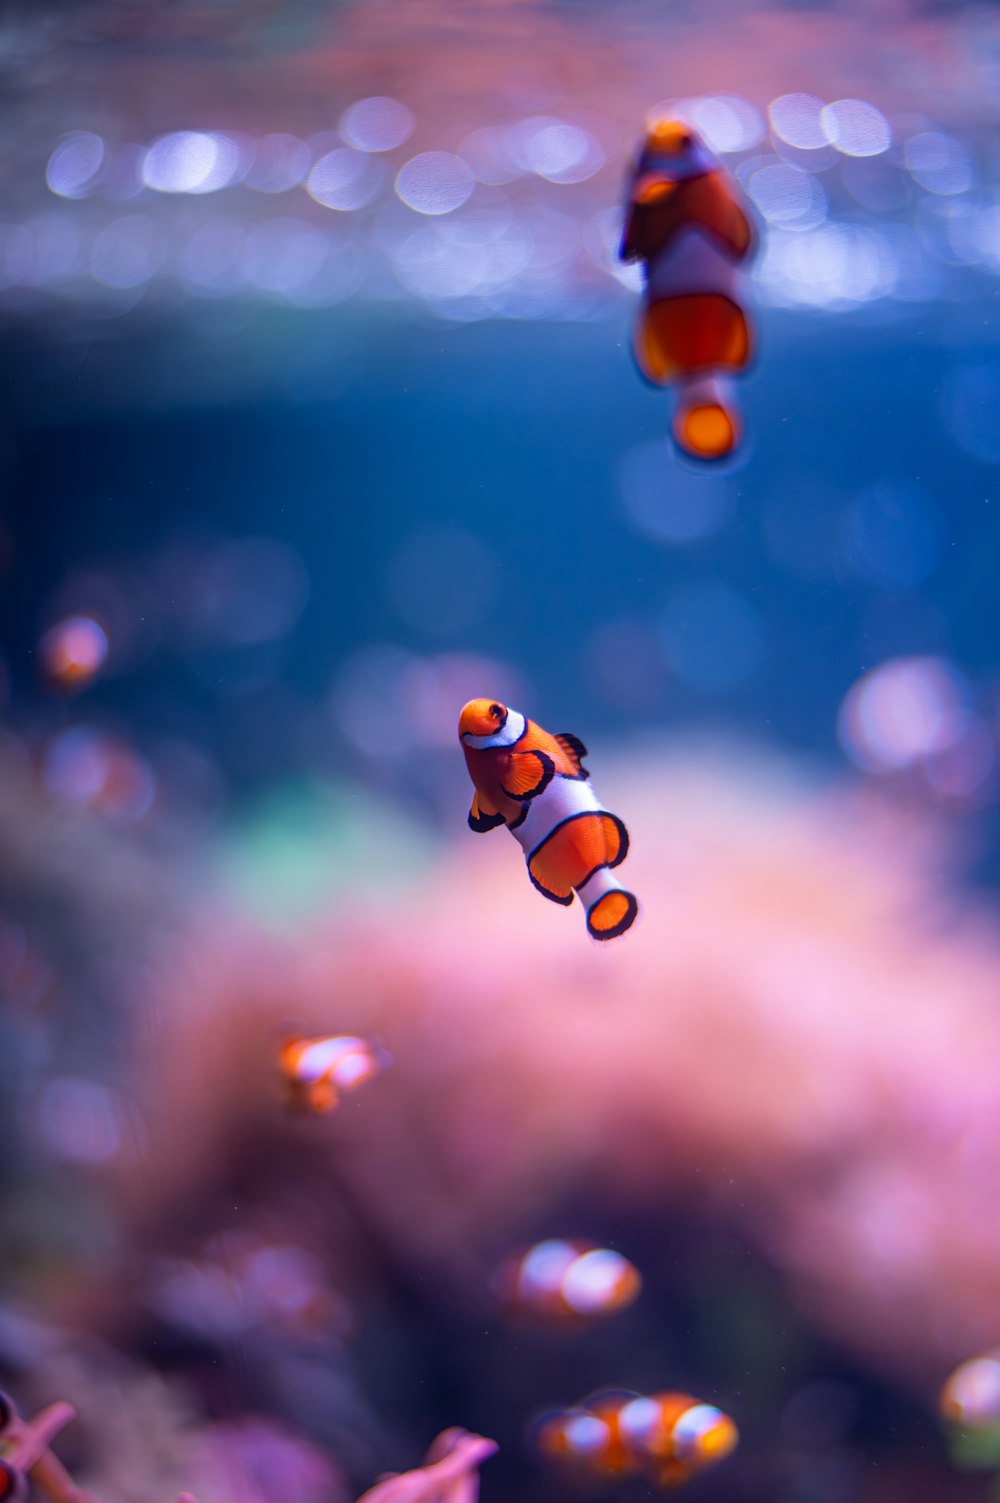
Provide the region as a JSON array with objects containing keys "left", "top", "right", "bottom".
[
  {"left": 497, "top": 1239, "right": 641, "bottom": 1322},
  {"left": 279, "top": 1034, "right": 391, "bottom": 1114},
  {"left": 620, "top": 116, "right": 755, "bottom": 463},
  {"left": 941, "top": 1353, "right": 1000, "bottom": 1428},
  {"left": 536, "top": 1389, "right": 738, "bottom": 1489},
  {"left": 38, "top": 615, "right": 109, "bottom": 693},
  {"left": 459, "top": 699, "right": 638, "bottom": 941},
  {"left": 940, "top": 1352, "right": 1000, "bottom": 1472}
]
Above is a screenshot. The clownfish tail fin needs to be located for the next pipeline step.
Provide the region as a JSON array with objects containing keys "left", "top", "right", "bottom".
[
  {"left": 555, "top": 733, "right": 590, "bottom": 779},
  {"left": 673, "top": 374, "right": 741, "bottom": 462},
  {"left": 587, "top": 888, "right": 639, "bottom": 941},
  {"left": 577, "top": 866, "right": 639, "bottom": 942}
]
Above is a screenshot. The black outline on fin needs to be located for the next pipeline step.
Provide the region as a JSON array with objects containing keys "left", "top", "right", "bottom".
[
  {"left": 586, "top": 889, "right": 639, "bottom": 941},
  {"left": 603, "top": 811, "right": 630, "bottom": 869},
  {"left": 469, "top": 801, "right": 506, "bottom": 833},
  {"left": 526, "top": 809, "right": 626, "bottom": 906},
  {"left": 499, "top": 750, "right": 555, "bottom": 802},
  {"left": 527, "top": 863, "right": 575, "bottom": 906},
  {"left": 555, "top": 732, "right": 590, "bottom": 779}
]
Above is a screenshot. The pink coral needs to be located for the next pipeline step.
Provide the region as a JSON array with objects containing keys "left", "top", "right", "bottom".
[
  {"left": 356, "top": 1430, "right": 497, "bottom": 1503},
  {"left": 106, "top": 745, "right": 1000, "bottom": 1400}
]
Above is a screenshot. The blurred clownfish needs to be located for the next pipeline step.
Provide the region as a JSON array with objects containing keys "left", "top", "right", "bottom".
[
  {"left": 940, "top": 1352, "right": 1000, "bottom": 1429},
  {"left": 39, "top": 614, "right": 109, "bottom": 693},
  {"left": 620, "top": 117, "right": 755, "bottom": 462},
  {"left": 279, "top": 1034, "right": 390, "bottom": 1114},
  {"left": 459, "top": 699, "right": 638, "bottom": 941},
  {"left": 497, "top": 1240, "right": 642, "bottom": 1323},
  {"left": 537, "top": 1389, "right": 738, "bottom": 1490}
]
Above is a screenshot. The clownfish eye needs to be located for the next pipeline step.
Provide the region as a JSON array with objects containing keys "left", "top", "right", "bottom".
[
  {"left": 489, "top": 703, "right": 503, "bottom": 719},
  {"left": 679, "top": 132, "right": 692, "bottom": 148}
]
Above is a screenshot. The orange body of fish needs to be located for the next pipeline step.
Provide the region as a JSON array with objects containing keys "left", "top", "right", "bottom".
[{"left": 459, "top": 699, "right": 638, "bottom": 941}]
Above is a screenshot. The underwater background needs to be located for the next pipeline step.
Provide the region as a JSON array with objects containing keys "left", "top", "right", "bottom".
[{"left": 3, "top": 0, "right": 1000, "bottom": 1498}]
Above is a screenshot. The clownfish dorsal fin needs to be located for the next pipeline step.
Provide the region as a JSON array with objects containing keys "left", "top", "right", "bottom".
[
  {"left": 499, "top": 749, "right": 555, "bottom": 802},
  {"left": 469, "top": 793, "right": 505, "bottom": 833},
  {"left": 555, "top": 732, "right": 590, "bottom": 779}
]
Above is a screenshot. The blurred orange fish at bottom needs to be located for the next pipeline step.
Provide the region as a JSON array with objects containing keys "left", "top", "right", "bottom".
[
  {"left": 279, "top": 1035, "right": 391, "bottom": 1114},
  {"left": 536, "top": 1390, "right": 738, "bottom": 1489},
  {"left": 497, "top": 1239, "right": 641, "bottom": 1322}
]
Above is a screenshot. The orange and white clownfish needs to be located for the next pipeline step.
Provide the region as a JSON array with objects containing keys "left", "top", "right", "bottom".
[
  {"left": 620, "top": 117, "right": 755, "bottom": 463},
  {"left": 497, "top": 1240, "right": 642, "bottom": 1323},
  {"left": 536, "top": 1389, "right": 738, "bottom": 1490},
  {"left": 279, "top": 1034, "right": 390, "bottom": 1114},
  {"left": 458, "top": 699, "right": 638, "bottom": 941},
  {"left": 940, "top": 1352, "right": 1000, "bottom": 1429}
]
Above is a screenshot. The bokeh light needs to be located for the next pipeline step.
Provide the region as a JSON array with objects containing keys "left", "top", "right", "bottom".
[
  {"left": 842, "top": 480, "right": 948, "bottom": 589},
  {"left": 685, "top": 95, "right": 764, "bottom": 154},
  {"left": 904, "top": 132, "right": 974, "bottom": 196},
  {"left": 46, "top": 131, "right": 105, "bottom": 198},
  {"left": 307, "top": 149, "right": 384, "bottom": 211},
  {"left": 746, "top": 163, "right": 827, "bottom": 229},
  {"left": 837, "top": 656, "right": 970, "bottom": 772},
  {"left": 244, "top": 134, "right": 312, "bottom": 193},
  {"left": 339, "top": 96, "right": 415, "bottom": 153},
  {"left": 42, "top": 726, "right": 157, "bottom": 821},
  {"left": 142, "top": 131, "right": 244, "bottom": 194},
  {"left": 395, "top": 153, "right": 475, "bottom": 215},
  {"left": 768, "top": 94, "right": 828, "bottom": 150},
  {"left": 820, "top": 99, "right": 891, "bottom": 158},
  {"left": 507, "top": 117, "right": 605, "bottom": 184},
  {"left": 618, "top": 439, "right": 733, "bottom": 544}
]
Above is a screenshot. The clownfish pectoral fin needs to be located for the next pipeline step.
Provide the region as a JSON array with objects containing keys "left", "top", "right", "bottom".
[
  {"left": 499, "top": 750, "right": 555, "bottom": 802},
  {"left": 554, "top": 733, "right": 590, "bottom": 779},
  {"left": 469, "top": 794, "right": 506, "bottom": 833}
]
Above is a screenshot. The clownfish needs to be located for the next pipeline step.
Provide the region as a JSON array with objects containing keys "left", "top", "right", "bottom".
[
  {"left": 497, "top": 1240, "right": 642, "bottom": 1323},
  {"left": 279, "top": 1034, "right": 390, "bottom": 1114},
  {"left": 940, "top": 1353, "right": 1000, "bottom": 1429},
  {"left": 459, "top": 699, "right": 638, "bottom": 941},
  {"left": 537, "top": 1390, "right": 738, "bottom": 1490},
  {"left": 39, "top": 614, "right": 109, "bottom": 693},
  {"left": 620, "top": 116, "right": 755, "bottom": 462}
]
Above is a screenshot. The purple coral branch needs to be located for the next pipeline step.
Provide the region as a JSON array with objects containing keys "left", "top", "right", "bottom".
[
  {"left": 0, "top": 1397, "right": 95, "bottom": 1503},
  {"left": 356, "top": 1429, "right": 498, "bottom": 1503}
]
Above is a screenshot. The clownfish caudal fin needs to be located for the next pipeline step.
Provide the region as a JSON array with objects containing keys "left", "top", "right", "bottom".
[
  {"left": 587, "top": 889, "right": 639, "bottom": 941},
  {"left": 555, "top": 733, "right": 590, "bottom": 779},
  {"left": 500, "top": 750, "right": 555, "bottom": 801},
  {"left": 577, "top": 867, "right": 639, "bottom": 942},
  {"left": 673, "top": 374, "right": 740, "bottom": 462}
]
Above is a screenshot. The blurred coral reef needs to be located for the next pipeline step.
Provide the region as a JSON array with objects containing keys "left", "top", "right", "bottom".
[{"left": 4, "top": 729, "right": 1000, "bottom": 1497}]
